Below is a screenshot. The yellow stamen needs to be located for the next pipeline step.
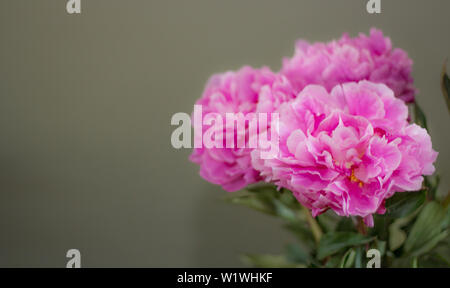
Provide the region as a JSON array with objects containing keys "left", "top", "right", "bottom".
[
  {"left": 350, "top": 170, "right": 358, "bottom": 182},
  {"left": 350, "top": 169, "right": 364, "bottom": 187}
]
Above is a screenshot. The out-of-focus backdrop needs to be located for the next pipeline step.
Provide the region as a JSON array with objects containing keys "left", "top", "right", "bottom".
[{"left": 0, "top": 0, "right": 449, "bottom": 267}]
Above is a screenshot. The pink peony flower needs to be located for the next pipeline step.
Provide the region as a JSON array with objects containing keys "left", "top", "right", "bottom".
[
  {"left": 190, "top": 66, "right": 296, "bottom": 192},
  {"left": 251, "top": 81, "right": 437, "bottom": 225},
  {"left": 281, "top": 28, "right": 416, "bottom": 102}
]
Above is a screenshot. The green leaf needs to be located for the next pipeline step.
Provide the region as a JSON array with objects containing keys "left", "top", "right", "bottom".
[
  {"left": 225, "top": 192, "right": 276, "bottom": 216},
  {"left": 354, "top": 246, "right": 364, "bottom": 268},
  {"left": 228, "top": 185, "right": 303, "bottom": 222},
  {"left": 409, "top": 230, "right": 448, "bottom": 257},
  {"left": 225, "top": 186, "right": 300, "bottom": 222},
  {"left": 389, "top": 218, "right": 408, "bottom": 251},
  {"left": 441, "top": 60, "right": 450, "bottom": 112},
  {"left": 336, "top": 217, "right": 357, "bottom": 232},
  {"left": 283, "top": 222, "right": 315, "bottom": 249},
  {"left": 418, "top": 239, "right": 450, "bottom": 267},
  {"left": 418, "top": 253, "right": 450, "bottom": 268},
  {"left": 273, "top": 199, "right": 297, "bottom": 222},
  {"left": 324, "top": 254, "right": 344, "bottom": 268},
  {"left": 413, "top": 103, "right": 428, "bottom": 129},
  {"left": 279, "top": 189, "right": 300, "bottom": 208},
  {"left": 241, "top": 254, "right": 305, "bottom": 268},
  {"left": 375, "top": 240, "right": 387, "bottom": 257},
  {"left": 404, "top": 202, "right": 447, "bottom": 256},
  {"left": 246, "top": 183, "right": 278, "bottom": 194},
  {"left": 284, "top": 243, "right": 310, "bottom": 264},
  {"left": 425, "top": 175, "right": 440, "bottom": 200},
  {"left": 317, "top": 232, "right": 375, "bottom": 260},
  {"left": 390, "top": 257, "right": 413, "bottom": 268},
  {"left": 385, "top": 190, "right": 426, "bottom": 218},
  {"left": 370, "top": 214, "right": 391, "bottom": 241},
  {"left": 339, "top": 249, "right": 356, "bottom": 268},
  {"left": 441, "top": 206, "right": 450, "bottom": 229},
  {"left": 315, "top": 211, "right": 340, "bottom": 233}
]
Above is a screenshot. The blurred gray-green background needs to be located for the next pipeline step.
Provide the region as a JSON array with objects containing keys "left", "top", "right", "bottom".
[{"left": 0, "top": 0, "right": 448, "bottom": 267}]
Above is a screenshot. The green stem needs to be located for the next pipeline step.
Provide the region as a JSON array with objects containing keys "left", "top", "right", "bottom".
[
  {"left": 356, "top": 217, "right": 368, "bottom": 236},
  {"left": 302, "top": 206, "right": 322, "bottom": 244},
  {"left": 412, "top": 257, "right": 418, "bottom": 268}
]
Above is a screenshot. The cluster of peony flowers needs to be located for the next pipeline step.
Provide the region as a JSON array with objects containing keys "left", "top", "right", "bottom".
[{"left": 190, "top": 29, "right": 437, "bottom": 225}]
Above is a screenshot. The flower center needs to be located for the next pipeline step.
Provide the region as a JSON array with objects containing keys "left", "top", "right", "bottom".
[{"left": 350, "top": 169, "right": 364, "bottom": 188}]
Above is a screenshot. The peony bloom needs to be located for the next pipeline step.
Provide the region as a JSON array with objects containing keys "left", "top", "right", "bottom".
[
  {"left": 252, "top": 81, "right": 437, "bottom": 225},
  {"left": 190, "top": 66, "right": 296, "bottom": 192},
  {"left": 281, "top": 28, "right": 416, "bottom": 102}
]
